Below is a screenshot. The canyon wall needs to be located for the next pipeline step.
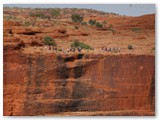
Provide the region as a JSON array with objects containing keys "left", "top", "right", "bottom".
[{"left": 3, "top": 46, "right": 155, "bottom": 116}]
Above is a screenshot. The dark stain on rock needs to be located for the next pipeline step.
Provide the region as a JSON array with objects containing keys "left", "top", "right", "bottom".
[
  {"left": 56, "top": 65, "right": 69, "bottom": 79},
  {"left": 54, "top": 79, "right": 68, "bottom": 99},
  {"left": 14, "top": 42, "right": 25, "bottom": 50},
  {"left": 23, "top": 56, "right": 45, "bottom": 115},
  {"left": 77, "top": 54, "right": 84, "bottom": 59},
  {"left": 72, "top": 81, "right": 93, "bottom": 99},
  {"left": 54, "top": 100, "right": 81, "bottom": 113},
  {"left": 56, "top": 55, "right": 63, "bottom": 61},
  {"left": 74, "top": 62, "right": 84, "bottom": 79},
  {"left": 31, "top": 41, "right": 42, "bottom": 46},
  {"left": 64, "top": 56, "right": 75, "bottom": 62}
]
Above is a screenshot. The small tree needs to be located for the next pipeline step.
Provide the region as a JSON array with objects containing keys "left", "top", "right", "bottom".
[
  {"left": 128, "top": 45, "right": 133, "bottom": 50},
  {"left": 71, "top": 40, "right": 93, "bottom": 50},
  {"left": 88, "top": 19, "right": 96, "bottom": 26},
  {"left": 132, "top": 28, "right": 141, "bottom": 32},
  {"left": 24, "top": 21, "right": 31, "bottom": 26},
  {"left": 43, "top": 36, "right": 56, "bottom": 46},
  {"left": 29, "top": 12, "right": 50, "bottom": 19},
  {"left": 95, "top": 22, "right": 103, "bottom": 28},
  {"left": 50, "top": 9, "right": 60, "bottom": 18},
  {"left": 71, "top": 14, "right": 83, "bottom": 23},
  {"left": 81, "top": 22, "right": 87, "bottom": 26},
  {"left": 71, "top": 40, "right": 80, "bottom": 48}
]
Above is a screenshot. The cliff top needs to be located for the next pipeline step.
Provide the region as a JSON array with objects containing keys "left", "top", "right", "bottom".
[{"left": 3, "top": 8, "right": 155, "bottom": 56}]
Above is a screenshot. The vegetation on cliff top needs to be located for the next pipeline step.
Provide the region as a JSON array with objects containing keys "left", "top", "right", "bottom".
[
  {"left": 128, "top": 45, "right": 134, "bottom": 50},
  {"left": 71, "top": 40, "right": 93, "bottom": 50},
  {"left": 71, "top": 14, "right": 84, "bottom": 23},
  {"left": 43, "top": 36, "right": 57, "bottom": 46}
]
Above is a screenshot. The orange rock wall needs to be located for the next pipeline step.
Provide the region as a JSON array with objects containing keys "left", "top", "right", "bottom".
[{"left": 4, "top": 48, "right": 155, "bottom": 116}]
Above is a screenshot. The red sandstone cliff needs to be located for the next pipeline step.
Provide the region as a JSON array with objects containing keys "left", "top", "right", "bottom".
[
  {"left": 3, "top": 46, "right": 155, "bottom": 116},
  {"left": 3, "top": 7, "right": 155, "bottom": 116}
]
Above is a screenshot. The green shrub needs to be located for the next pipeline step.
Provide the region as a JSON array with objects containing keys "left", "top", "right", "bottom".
[
  {"left": 24, "top": 21, "right": 31, "bottom": 26},
  {"left": 50, "top": 9, "right": 60, "bottom": 18},
  {"left": 88, "top": 19, "right": 96, "bottom": 26},
  {"left": 81, "top": 22, "right": 87, "bottom": 26},
  {"left": 71, "top": 14, "right": 83, "bottom": 23},
  {"left": 4, "top": 15, "right": 13, "bottom": 20},
  {"left": 43, "top": 36, "right": 56, "bottom": 46},
  {"left": 58, "top": 48, "right": 62, "bottom": 51},
  {"left": 128, "top": 45, "right": 134, "bottom": 50},
  {"left": 71, "top": 40, "right": 92, "bottom": 50},
  {"left": 30, "top": 12, "right": 50, "bottom": 19},
  {"left": 95, "top": 22, "right": 103, "bottom": 28},
  {"left": 132, "top": 28, "right": 141, "bottom": 32}
]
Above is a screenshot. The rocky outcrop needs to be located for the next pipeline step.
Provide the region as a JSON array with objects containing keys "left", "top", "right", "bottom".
[{"left": 3, "top": 47, "right": 155, "bottom": 116}]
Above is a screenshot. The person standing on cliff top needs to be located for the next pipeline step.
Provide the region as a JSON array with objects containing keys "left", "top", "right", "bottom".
[
  {"left": 62, "top": 47, "right": 65, "bottom": 54},
  {"left": 71, "top": 48, "right": 75, "bottom": 52},
  {"left": 55, "top": 47, "right": 57, "bottom": 52},
  {"left": 44, "top": 45, "right": 47, "bottom": 51},
  {"left": 77, "top": 46, "right": 82, "bottom": 52},
  {"left": 49, "top": 46, "right": 51, "bottom": 51}
]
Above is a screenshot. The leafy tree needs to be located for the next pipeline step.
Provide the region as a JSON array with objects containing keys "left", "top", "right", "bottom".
[
  {"left": 50, "top": 9, "right": 60, "bottom": 18},
  {"left": 4, "top": 15, "right": 13, "bottom": 20},
  {"left": 71, "top": 14, "right": 83, "bottom": 23},
  {"left": 81, "top": 22, "right": 87, "bottom": 26},
  {"left": 88, "top": 19, "right": 96, "bottom": 26},
  {"left": 24, "top": 21, "right": 31, "bottom": 26},
  {"left": 29, "top": 12, "right": 50, "bottom": 19},
  {"left": 43, "top": 36, "right": 56, "bottom": 46},
  {"left": 132, "top": 28, "right": 141, "bottom": 32},
  {"left": 71, "top": 40, "right": 93, "bottom": 50},
  {"left": 128, "top": 45, "right": 134, "bottom": 50},
  {"left": 95, "top": 22, "right": 103, "bottom": 28}
]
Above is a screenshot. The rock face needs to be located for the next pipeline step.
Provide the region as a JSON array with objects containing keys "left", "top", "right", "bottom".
[
  {"left": 3, "top": 7, "right": 155, "bottom": 116},
  {"left": 3, "top": 47, "right": 155, "bottom": 116}
]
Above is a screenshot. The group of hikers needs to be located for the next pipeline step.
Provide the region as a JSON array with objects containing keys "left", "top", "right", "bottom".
[
  {"left": 44, "top": 45, "right": 121, "bottom": 53},
  {"left": 101, "top": 46, "right": 121, "bottom": 52},
  {"left": 44, "top": 46, "right": 82, "bottom": 53}
]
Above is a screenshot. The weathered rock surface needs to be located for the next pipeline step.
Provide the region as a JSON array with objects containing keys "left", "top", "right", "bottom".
[
  {"left": 3, "top": 7, "right": 155, "bottom": 116},
  {"left": 3, "top": 46, "right": 155, "bottom": 116}
]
